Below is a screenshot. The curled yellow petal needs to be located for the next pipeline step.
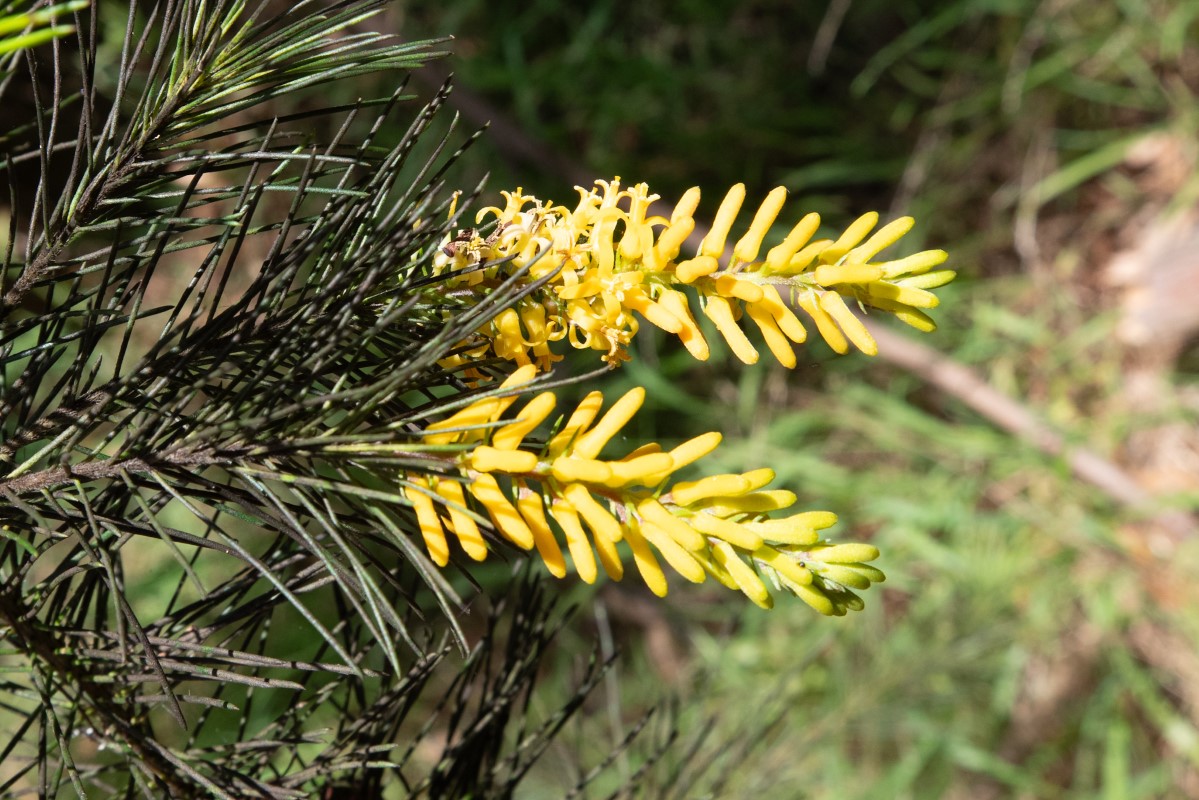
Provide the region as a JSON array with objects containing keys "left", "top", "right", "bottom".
[
  {"left": 700, "top": 183, "right": 746, "bottom": 259},
  {"left": 469, "top": 473, "right": 534, "bottom": 549},
  {"left": 703, "top": 295, "right": 759, "bottom": 365},
  {"left": 820, "top": 292, "right": 878, "bottom": 356}
]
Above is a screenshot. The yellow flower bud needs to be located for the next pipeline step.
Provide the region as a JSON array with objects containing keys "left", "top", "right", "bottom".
[
  {"left": 404, "top": 479, "right": 450, "bottom": 567},
  {"left": 793, "top": 582, "right": 836, "bottom": 615},
  {"left": 469, "top": 473, "right": 534, "bottom": 549},
  {"left": 653, "top": 217, "right": 694, "bottom": 265},
  {"left": 670, "top": 468, "right": 774, "bottom": 507},
  {"left": 765, "top": 212, "right": 820, "bottom": 273},
  {"left": 572, "top": 387, "right": 645, "bottom": 459},
  {"left": 733, "top": 186, "right": 787, "bottom": 265},
  {"left": 666, "top": 431, "right": 722, "bottom": 470},
  {"left": 758, "top": 284, "right": 807, "bottom": 343},
  {"left": 561, "top": 482, "right": 622, "bottom": 543},
  {"left": 622, "top": 521, "right": 669, "bottom": 597},
  {"left": 817, "top": 563, "right": 872, "bottom": 590},
  {"left": 468, "top": 446, "right": 539, "bottom": 474},
  {"left": 796, "top": 291, "right": 848, "bottom": 354},
  {"left": 434, "top": 479, "right": 488, "bottom": 561},
  {"left": 675, "top": 255, "right": 720, "bottom": 283},
  {"left": 863, "top": 281, "right": 940, "bottom": 309},
  {"left": 639, "top": 522, "right": 707, "bottom": 584},
  {"left": 820, "top": 211, "right": 879, "bottom": 264},
  {"left": 636, "top": 498, "right": 705, "bottom": 551},
  {"left": 711, "top": 540, "right": 773, "bottom": 609},
  {"left": 754, "top": 547, "right": 813, "bottom": 586},
  {"left": 746, "top": 302, "right": 797, "bottom": 368},
  {"left": 700, "top": 183, "right": 746, "bottom": 259},
  {"left": 812, "top": 263, "right": 885, "bottom": 286},
  {"left": 492, "top": 392, "right": 557, "bottom": 451},
  {"left": 551, "top": 457, "right": 613, "bottom": 485},
  {"left": 687, "top": 511, "right": 764, "bottom": 551},
  {"left": 703, "top": 296, "right": 759, "bottom": 365},
  {"left": 807, "top": 543, "right": 880, "bottom": 563},
  {"left": 516, "top": 486, "right": 566, "bottom": 578},
  {"left": 672, "top": 186, "right": 702, "bottom": 223},
  {"left": 623, "top": 289, "right": 684, "bottom": 333},
  {"left": 819, "top": 292, "right": 878, "bottom": 356},
  {"left": 697, "top": 490, "right": 797, "bottom": 515},
  {"left": 658, "top": 290, "right": 710, "bottom": 360},
  {"left": 845, "top": 216, "right": 914, "bottom": 264},
  {"left": 714, "top": 274, "right": 765, "bottom": 304},
  {"left": 548, "top": 498, "right": 597, "bottom": 584},
  {"left": 603, "top": 452, "right": 676, "bottom": 488},
  {"left": 897, "top": 270, "right": 957, "bottom": 290},
  {"left": 548, "top": 391, "right": 604, "bottom": 455},
  {"left": 879, "top": 249, "right": 949, "bottom": 279}
]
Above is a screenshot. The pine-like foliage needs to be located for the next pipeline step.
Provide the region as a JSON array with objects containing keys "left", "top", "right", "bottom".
[{"left": 0, "top": 1, "right": 675, "bottom": 796}]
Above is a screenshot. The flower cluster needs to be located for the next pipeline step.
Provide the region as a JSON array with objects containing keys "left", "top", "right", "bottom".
[
  {"left": 433, "top": 179, "right": 952, "bottom": 372},
  {"left": 400, "top": 367, "right": 885, "bottom": 614}
]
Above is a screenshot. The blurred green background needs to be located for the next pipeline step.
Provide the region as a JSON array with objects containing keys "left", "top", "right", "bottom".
[{"left": 388, "top": 0, "right": 1199, "bottom": 797}]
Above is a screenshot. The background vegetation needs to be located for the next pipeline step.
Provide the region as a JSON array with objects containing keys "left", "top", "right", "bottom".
[
  {"left": 3, "top": 0, "right": 1198, "bottom": 797},
  {"left": 392, "top": 0, "right": 1199, "bottom": 797}
]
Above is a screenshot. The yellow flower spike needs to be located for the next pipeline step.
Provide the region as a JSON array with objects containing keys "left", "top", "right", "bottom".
[
  {"left": 672, "top": 186, "right": 702, "bottom": 224},
  {"left": 636, "top": 498, "right": 705, "bottom": 551},
  {"left": 515, "top": 486, "right": 567, "bottom": 578},
  {"left": 863, "top": 281, "right": 940, "bottom": 309},
  {"left": 603, "top": 452, "right": 676, "bottom": 489},
  {"left": 820, "top": 211, "right": 879, "bottom": 264},
  {"left": 733, "top": 186, "right": 788, "bottom": 264},
  {"left": 755, "top": 547, "right": 814, "bottom": 586},
  {"left": 658, "top": 290, "right": 710, "bottom": 360},
  {"left": 703, "top": 295, "right": 759, "bottom": 364},
  {"left": 639, "top": 523, "right": 708, "bottom": 584},
  {"left": 548, "top": 391, "right": 605, "bottom": 455},
  {"left": 713, "top": 274, "right": 765, "bottom": 304},
  {"left": 675, "top": 255, "right": 720, "bottom": 283},
  {"left": 623, "top": 288, "right": 684, "bottom": 333},
  {"left": 745, "top": 302, "right": 798, "bottom": 368},
  {"left": 551, "top": 457, "right": 614, "bottom": 485},
  {"left": 492, "top": 392, "right": 557, "bottom": 451},
  {"left": 796, "top": 291, "right": 849, "bottom": 354},
  {"left": 666, "top": 431, "right": 722, "bottom": 470},
  {"left": 670, "top": 468, "right": 774, "bottom": 507},
  {"left": 792, "top": 582, "right": 836, "bottom": 616},
  {"left": 845, "top": 216, "right": 914, "bottom": 264},
  {"left": 561, "top": 482, "right": 623, "bottom": 543},
  {"left": 819, "top": 292, "right": 878, "bottom": 355},
  {"left": 758, "top": 284, "right": 807, "bottom": 344},
  {"left": 571, "top": 387, "right": 646, "bottom": 459},
  {"left": 711, "top": 540, "right": 773, "bottom": 608},
  {"left": 404, "top": 479, "right": 451, "bottom": 567},
  {"left": 879, "top": 249, "right": 949, "bottom": 279},
  {"left": 468, "top": 445, "right": 539, "bottom": 474},
  {"left": 812, "top": 263, "right": 885, "bottom": 286},
  {"left": 807, "top": 543, "right": 881, "bottom": 563},
  {"left": 622, "top": 521, "right": 669, "bottom": 597},
  {"left": 687, "top": 511, "right": 764, "bottom": 551},
  {"left": 434, "top": 479, "right": 489, "bottom": 561},
  {"left": 700, "top": 183, "right": 746, "bottom": 259},
  {"left": 765, "top": 212, "right": 821, "bottom": 273},
  {"left": 548, "top": 498, "right": 598, "bottom": 583},
  {"left": 469, "top": 474, "right": 535, "bottom": 549}
]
